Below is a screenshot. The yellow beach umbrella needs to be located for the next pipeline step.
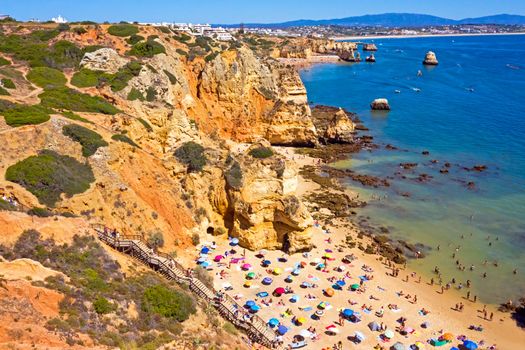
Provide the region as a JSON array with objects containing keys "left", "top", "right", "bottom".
[
  {"left": 442, "top": 333, "right": 454, "bottom": 341},
  {"left": 297, "top": 317, "right": 306, "bottom": 325},
  {"left": 414, "top": 342, "right": 425, "bottom": 350},
  {"left": 244, "top": 281, "right": 252, "bottom": 288},
  {"left": 273, "top": 267, "right": 283, "bottom": 275}
]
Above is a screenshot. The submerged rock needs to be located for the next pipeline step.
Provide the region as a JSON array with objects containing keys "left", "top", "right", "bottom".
[
  {"left": 370, "top": 98, "right": 390, "bottom": 111},
  {"left": 423, "top": 51, "right": 439, "bottom": 65}
]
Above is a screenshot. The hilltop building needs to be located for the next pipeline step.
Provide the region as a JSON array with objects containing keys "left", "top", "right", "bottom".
[{"left": 51, "top": 15, "right": 68, "bottom": 23}]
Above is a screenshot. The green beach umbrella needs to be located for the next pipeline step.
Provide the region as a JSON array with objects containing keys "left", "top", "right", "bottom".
[
  {"left": 246, "top": 272, "right": 256, "bottom": 279},
  {"left": 351, "top": 283, "right": 360, "bottom": 290}
]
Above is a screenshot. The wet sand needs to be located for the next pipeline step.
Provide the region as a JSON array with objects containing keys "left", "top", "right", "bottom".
[{"left": 193, "top": 146, "right": 524, "bottom": 350}]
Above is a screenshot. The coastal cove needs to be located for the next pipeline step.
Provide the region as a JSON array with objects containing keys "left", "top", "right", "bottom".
[{"left": 300, "top": 34, "right": 525, "bottom": 305}]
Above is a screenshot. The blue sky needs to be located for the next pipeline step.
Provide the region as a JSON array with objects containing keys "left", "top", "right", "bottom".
[{"left": 2, "top": 0, "right": 525, "bottom": 23}]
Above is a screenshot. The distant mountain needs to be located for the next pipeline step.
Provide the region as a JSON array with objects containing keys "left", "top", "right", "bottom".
[{"left": 220, "top": 13, "right": 525, "bottom": 28}]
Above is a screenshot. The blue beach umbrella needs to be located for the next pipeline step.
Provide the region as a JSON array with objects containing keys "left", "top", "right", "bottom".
[
  {"left": 246, "top": 300, "right": 256, "bottom": 307},
  {"left": 343, "top": 308, "right": 354, "bottom": 318},
  {"left": 262, "top": 277, "right": 273, "bottom": 285},
  {"left": 337, "top": 280, "right": 346, "bottom": 287},
  {"left": 201, "top": 247, "right": 210, "bottom": 254},
  {"left": 250, "top": 304, "right": 260, "bottom": 312},
  {"left": 230, "top": 238, "right": 239, "bottom": 246},
  {"left": 285, "top": 275, "right": 294, "bottom": 283},
  {"left": 268, "top": 318, "right": 279, "bottom": 327},
  {"left": 201, "top": 261, "right": 211, "bottom": 268},
  {"left": 463, "top": 340, "right": 478, "bottom": 350},
  {"left": 277, "top": 325, "right": 288, "bottom": 335},
  {"left": 262, "top": 259, "right": 272, "bottom": 266},
  {"left": 290, "top": 294, "right": 299, "bottom": 303},
  {"left": 292, "top": 268, "right": 301, "bottom": 276}
]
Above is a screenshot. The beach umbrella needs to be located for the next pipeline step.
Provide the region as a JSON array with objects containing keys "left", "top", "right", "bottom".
[
  {"left": 197, "top": 257, "right": 206, "bottom": 263},
  {"left": 316, "top": 263, "right": 325, "bottom": 270},
  {"left": 201, "top": 261, "right": 211, "bottom": 268},
  {"left": 442, "top": 333, "right": 454, "bottom": 341},
  {"left": 292, "top": 268, "right": 301, "bottom": 276},
  {"left": 463, "top": 340, "right": 478, "bottom": 350},
  {"left": 201, "top": 247, "right": 210, "bottom": 254},
  {"left": 262, "top": 277, "right": 273, "bottom": 285},
  {"left": 290, "top": 295, "right": 299, "bottom": 303},
  {"left": 337, "top": 265, "right": 346, "bottom": 271},
  {"left": 250, "top": 304, "right": 260, "bottom": 312},
  {"left": 262, "top": 259, "right": 272, "bottom": 266},
  {"left": 213, "top": 254, "right": 224, "bottom": 262},
  {"left": 273, "top": 267, "right": 283, "bottom": 275},
  {"left": 317, "top": 301, "right": 326, "bottom": 309},
  {"left": 256, "top": 291, "right": 269, "bottom": 298},
  {"left": 245, "top": 300, "right": 256, "bottom": 307},
  {"left": 312, "top": 257, "right": 321, "bottom": 264},
  {"left": 325, "top": 324, "right": 339, "bottom": 334},
  {"left": 323, "top": 253, "right": 332, "bottom": 259},
  {"left": 351, "top": 283, "right": 360, "bottom": 290},
  {"left": 274, "top": 287, "right": 286, "bottom": 296},
  {"left": 384, "top": 329, "right": 395, "bottom": 339},
  {"left": 285, "top": 275, "right": 294, "bottom": 283},
  {"left": 259, "top": 249, "right": 268, "bottom": 256},
  {"left": 244, "top": 281, "right": 252, "bottom": 288},
  {"left": 277, "top": 325, "right": 288, "bottom": 335},
  {"left": 268, "top": 318, "right": 279, "bottom": 327},
  {"left": 336, "top": 280, "right": 346, "bottom": 287},
  {"left": 368, "top": 321, "right": 380, "bottom": 331},
  {"left": 391, "top": 342, "right": 405, "bottom": 350},
  {"left": 354, "top": 331, "right": 365, "bottom": 341},
  {"left": 296, "top": 317, "right": 307, "bottom": 325},
  {"left": 246, "top": 272, "right": 256, "bottom": 279},
  {"left": 343, "top": 308, "right": 354, "bottom": 318},
  {"left": 241, "top": 263, "right": 251, "bottom": 270},
  {"left": 414, "top": 342, "right": 425, "bottom": 350},
  {"left": 314, "top": 310, "right": 324, "bottom": 318},
  {"left": 230, "top": 238, "right": 239, "bottom": 246},
  {"left": 300, "top": 261, "right": 307, "bottom": 267}
]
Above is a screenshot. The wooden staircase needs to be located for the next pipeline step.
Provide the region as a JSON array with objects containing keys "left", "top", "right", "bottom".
[{"left": 94, "top": 227, "right": 279, "bottom": 349}]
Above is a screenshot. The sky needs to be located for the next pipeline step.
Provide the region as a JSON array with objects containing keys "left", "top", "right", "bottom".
[{"left": 2, "top": 0, "right": 525, "bottom": 24}]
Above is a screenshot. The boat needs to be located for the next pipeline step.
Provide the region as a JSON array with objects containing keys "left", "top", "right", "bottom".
[
  {"left": 394, "top": 90, "right": 401, "bottom": 94},
  {"left": 412, "top": 88, "right": 421, "bottom": 92}
]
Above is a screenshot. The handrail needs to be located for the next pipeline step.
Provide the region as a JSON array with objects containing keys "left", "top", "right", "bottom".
[{"left": 94, "top": 228, "right": 277, "bottom": 348}]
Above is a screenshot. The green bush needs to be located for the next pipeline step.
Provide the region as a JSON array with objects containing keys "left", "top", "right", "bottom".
[
  {"left": 225, "top": 160, "right": 243, "bottom": 189},
  {"left": 63, "top": 124, "right": 108, "bottom": 157},
  {"left": 39, "top": 87, "right": 119, "bottom": 114},
  {"left": 1, "top": 78, "right": 15, "bottom": 89},
  {"left": 145, "top": 86, "right": 156, "bottom": 102},
  {"left": 27, "top": 207, "right": 53, "bottom": 217},
  {"left": 111, "top": 133, "right": 139, "bottom": 148},
  {"left": 175, "top": 48, "right": 188, "bottom": 57},
  {"left": 0, "top": 104, "right": 50, "bottom": 127},
  {"left": 26, "top": 67, "right": 67, "bottom": 89},
  {"left": 126, "top": 34, "right": 145, "bottom": 45},
  {"left": 142, "top": 285, "right": 195, "bottom": 322},
  {"left": 174, "top": 141, "right": 207, "bottom": 172},
  {"left": 127, "top": 88, "right": 144, "bottom": 101},
  {"left": 0, "top": 198, "right": 17, "bottom": 211},
  {"left": 0, "top": 87, "right": 8, "bottom": 96},
  {"left": 163, "top": 70, "right": 177, "bottom": 84},
  {"left": 93, "top": 297, "right": 115, "bottom": 314},
  {"left": 70, "top": 68, "right": 103, "bottom": 88},
  {"left": 159, "top": 26, "right": 171, "bottom": 34},
  {"left": 249, "top": 146, "right": 274, "bottom": 159},
  {"left": 138, "top": 118, "right": 153, "bottom": 132},
  {"left": 62, "top": 110, "right": 92, "bottom": 124},
  {"left": 204, "top": 52, "right": 218, "bottom": 63},
  {"left": 73, "top": 27, "right": 87, "bottom": 35},
  {"left": 0, "top": 57, "right": 10, "bottom": 66},
  {"left": 173, "top": 33, "right": 191, "bottom": 42},
  {"left": 107, "top": 24, "right": 138, "bottom": 37},
  {"left": 72, "top": 62, "right": 142, "bottom": 92},
  {"left": 5, "top": 150, "right": 95, "bottom": 206},
  {"left": 128, "top": 39, "right": 166, "bottom": 58},
  {"left": 146, "top": 230, "right": 164, "bottom": 249},
  {"left": 191, "top": 233, "right": 200, "bottom": 246}
]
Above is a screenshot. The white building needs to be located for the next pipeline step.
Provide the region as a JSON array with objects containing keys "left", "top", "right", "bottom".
[
  {"left": 51, "top": 15, "right": 68, "bottom": 24},
  {"left": 0, "top": 14, "right": 10, "bottom": 20}
]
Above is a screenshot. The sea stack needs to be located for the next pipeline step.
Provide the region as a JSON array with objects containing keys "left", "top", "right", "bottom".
[
  {"left": 423, "top": 51, "right": 438, "bottom": 65},
  {"left": 371, "top": 98, "right": 390, "bottom": 111},
  {"left": 363, "top": 43, "right": 378, "bottom": 51}
]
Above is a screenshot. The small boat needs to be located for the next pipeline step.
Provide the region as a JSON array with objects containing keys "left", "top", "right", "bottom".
[
  {"left": 412, "top": 88, "right": 421, "bottom": 92},
  {"left": 394, "top": 90, "right": 401, "bottom": 94},
  {"left": 365, "top": 54, "right": 376, "bottom": 63},
  {"left": 417, "top": 70, "right": 423, "bottom": 77},
  {"left": 466, "top": 88, "right": 475, "bottom": 92}
]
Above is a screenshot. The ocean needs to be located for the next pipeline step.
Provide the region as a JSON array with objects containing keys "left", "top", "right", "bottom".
[{"left": 300, "top": 34, "right": 525, "bottom": 304}]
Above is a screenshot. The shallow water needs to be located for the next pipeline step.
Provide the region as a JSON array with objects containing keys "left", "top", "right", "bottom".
[{"left": 300, "top": 34, "right": 525, "bottom": 304}]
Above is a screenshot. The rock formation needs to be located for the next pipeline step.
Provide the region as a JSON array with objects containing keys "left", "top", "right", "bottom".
[
  {"left": 311, "top": 106, "right": 355, "bottom": 144},
  {"left": 371, "top": 98, "right": 390, "bottom": 110},
  {"left": 80, "top": 47, "right": 129, "bottom": 73},
  {"left": 363, "top": 43, "right": 378, "bottom": 51},
  {"left": 423, "top": 51, "right": 438, "bottom": 65}
]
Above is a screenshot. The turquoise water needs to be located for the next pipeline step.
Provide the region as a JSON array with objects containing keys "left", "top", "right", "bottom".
[{"left": 300, "top": 34, "right": 525, "bottom": 304}]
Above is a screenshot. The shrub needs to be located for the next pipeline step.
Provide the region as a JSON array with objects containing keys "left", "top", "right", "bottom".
[
  {"left": 191, "top": 233, "right": 200, "bottom": 246},
  {"left": 225, "top": 160, "right": 243, "bottom": 189},
  {"left": 0, "top": 198, "right": 17, "bottom": 211},
  {"left": 62, "top": 110, "right": 92, "bottom": 123},
  {"left": 0, "top": 104, "right": 51, "bottom": 127},
  {"left": 73, "top": 27, "right": 87, "bottom": 35},
  {"left": 142, "top": 285, "right": 196, "bottom": 322},
  {"left": 175, "top": 49, "right": 188, "bottom": 57},
  {"left": 163, "top": 70, "right": 177, "bottom": 84},
  {"left": 146, "top": 230, "right": 164, "bottom": 249},
  {"left": 39, "top": 87, "right": 119, "bottom": 114},
  {"left": 107, "top": 24, "right": 138, "bottom": 37},
  {"left": 93, "top": 297, "right": 115, "bottom": 314},
  {"left": 0, "top": 57, "right": 9, "bottom": 66},
  {"left": 127, "top": 87, "right": 144, "bottom": 101},
  {"left": 173, "top": 33, "right": 191, "bottom": 42},
  {"left": 204, "top": 52, "right": 218, "bottom": 63},
  {"left": 145, "top": 86, "right": 156, "bottom": 102},
  {"left": 249, "top": 146, "right": 273, "bottom": 159},
  {"left": 128, "top": 39, "right": 166, "bottom": 58},
  {"left": 0, "top": 86, "right": 8, "bottom": 95},
  {"left": 1, "top": 78, "right": 15, "bottom": 89},
  {"left": 138, "top": 118, "right": 153, "bottom": 132},
  {"left": 70, "top": 68, "right": 102, "bottom": 88},
  {"left": 111, "top": 134, "right": 139, "bottom": 148},
  {"left": 26, "top": 67, "right": 67, "bottom": 89},
  {"left": 159, "top": 26, "right": 171, "bottom": 34},
  {"left": 174, "top": 141, "right": 206, "bottom": 172},
  {"left": 5, "top": 150, "right": 95, "bottom": 206},
  {"left": 126, "top": 34, "right": 144, "bottom": 45},
  {"left": 27, "top": 207, "right": 53, "bottom": 217},
  {"left": 63, "top": 124, "right": 108, "bottom": 157}
]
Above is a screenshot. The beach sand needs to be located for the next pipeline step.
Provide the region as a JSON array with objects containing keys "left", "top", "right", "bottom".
[{"left": 193, "top": 147, "right": 524, "bottom": 350}]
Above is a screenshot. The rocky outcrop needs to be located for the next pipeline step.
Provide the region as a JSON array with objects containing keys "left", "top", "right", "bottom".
[
  {"left": 224, "top": 141, "right": 314, "bottom": 252},
  {"left": 311, "top": 105, "right": 355, "bottom": 144},
  {"left": 312, "top": 40, "right": 358, "bottom": 54},
  {"left": 363, "top": 43, "right": 378, "bottom": 51},
  {"left": 423, "top": 51, "right": 438, "bottom": 65},
  {"left": 80, "top": 48, "right": 128, "bottom": 73},
  {"left": 371, "top": 98, "right": 390, "bottom": 111}
]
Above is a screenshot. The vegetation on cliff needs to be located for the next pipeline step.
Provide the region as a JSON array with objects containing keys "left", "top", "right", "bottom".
[
  {"left": 26, "top": 66, "right": 67, "bottom": 89},
  {"left": 62, "top": 124, "right": 108, "bottom": 156},
  {"left": 71, "top": 61, "right": 142, "bottom": 91},
  {"left": 112, "top": 133, "right": 140, "bottom": 148},
  {"left": 39, "top": 87, "right": 119, "bottom": 114},
  {"left": 1, "top": 78, "right": 15, "bottom": 89},
  {"left": 5, "top": 150, "right": 95, "bottom": 206},
  {"left": 107, "top": 24, "right": 139, "bottom": 37},
  {"left": 174, "top": 141, "right": 207, "bottom": 172},
  {"left": 0, "top": 231, "right": 196, "bottom": 348},
  {"left": 0, "top": 103, "right": 51, "bottom": 127},
  {"left": 249, "top": 146, "right": 274, "bottom": 159},
  {"left": 128, "top": 38, "right": 166, "bottom": 57},
  {"left": 0, "top": 56, "right": 10, "bottom": 66}
]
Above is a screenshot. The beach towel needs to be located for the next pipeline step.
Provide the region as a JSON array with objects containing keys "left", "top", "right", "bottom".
[
  {"left": 300, "top": 306, "right": 313, "bottom": 311},
  {"left": 359, "top": 275, "right": 369, "bottom": 281}
]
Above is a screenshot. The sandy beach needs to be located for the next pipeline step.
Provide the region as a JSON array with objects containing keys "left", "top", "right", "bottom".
[
  {"left": 331, "top": 32, "right": 525, "bottom": 41},
  {"left": 193, "top": 147, "right": 525, "bottom": 350}
]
